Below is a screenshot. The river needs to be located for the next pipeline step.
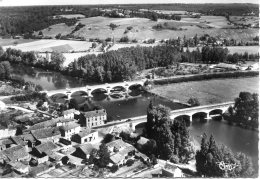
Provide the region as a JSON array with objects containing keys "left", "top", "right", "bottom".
[{"left": 10, "top": 64, "right": 258, "bottom": 173}]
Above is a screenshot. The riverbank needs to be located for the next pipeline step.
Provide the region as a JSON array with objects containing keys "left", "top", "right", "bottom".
[{"left": 149, "top": 77, "right": 259, "bottom": 105}]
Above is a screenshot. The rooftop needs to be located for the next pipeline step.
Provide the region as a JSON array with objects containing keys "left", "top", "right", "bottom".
[
  {"left": 77, "top": 128, "right": 94, "bottom": 137},
  {"left": 60, "top": 122, "right": 80, "bottom": 131},
  {"left": 11, "top": 136, "right": 26, "bottom": 146},
  {"left": 106, "top": 139, "right": 129, "bottom": 150},
  {"left": 78, "top": 143, "right": 94, "bottom": 155},
  {"left": 83, "top": 109, "right": 106, "bottom": 118},
  {"left": 35, "top": 141, "right": 58, "bottom": 154},
  {"left": 63, "top": 109, "right": 79, "bottom": 116},
  {"left": 2, "top": 145, "right": 29, "bottom": 161},
  {"left": 110, "top": 153, "right": 124, "bottom": 164},
  {"left": 31, "top": 127, "right": 61, "bottom": 140},
  {"left": 137, "top": 137, "right": 149, "bottom": 145}
]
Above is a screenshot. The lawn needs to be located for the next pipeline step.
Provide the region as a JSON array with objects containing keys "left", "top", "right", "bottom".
[
  {"left": 0, "top": 39, "right": 39, "bottom": 46},
  {"left": 150, "top": 77, "right": 259, "bottom": 105}
]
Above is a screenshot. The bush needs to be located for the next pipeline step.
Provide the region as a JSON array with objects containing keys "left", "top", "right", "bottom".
[
  {"left": 187, "top": 97, "right": 200, "bottom": 106},
  {"left": 170, "top": 155, "right": 179, "bottom": 164},
  {"left": 119, "top": 36, "right": 129, "bottom": 43},
  {"left": 126, "top": 159, "right": 134, "bottom": 166},
  {"left": 110, "top": 164, "right": 119, "bottom": 173}
]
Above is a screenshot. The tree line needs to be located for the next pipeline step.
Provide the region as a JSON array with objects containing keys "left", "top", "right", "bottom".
[
  {"left": 0, "top": 44, "right": 258, "bottom": 83},
  {"left": 224, "top": 92, "right": 258, "bottom": 129}
]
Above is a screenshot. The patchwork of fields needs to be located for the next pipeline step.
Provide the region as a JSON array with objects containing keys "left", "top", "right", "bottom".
[{"left": 34, "top": 16, "right": 258, "bottom": 41}]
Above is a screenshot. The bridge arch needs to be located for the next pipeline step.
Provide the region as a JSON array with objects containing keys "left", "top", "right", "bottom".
[
  {"left": 209, "top": 109, "right": 223, "bottom": 120},
  {"left": 111, "top": 86, "right": 127, "bottom": 92},
  {"left": 91, "top": 88, "right": 108, "bottom": 95},
  {"left": 128, "top": 83, "right": 143, "bottom": 90},
  {"left": 174, "top": 115, "right": 191, "bottom": 126},
  {"left": 192, "top": 112, "right": 208, "bottom": 122},
  {"left": 71, "top": 90, "right": 88, "bottom": 98},
  {"left": 50, "top": 93, "right": 68, "bottom": 103}
]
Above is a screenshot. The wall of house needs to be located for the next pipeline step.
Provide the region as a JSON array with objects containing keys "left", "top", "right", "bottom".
[{"left": 86, "top": 115, "right": 106, "bottom": 128}]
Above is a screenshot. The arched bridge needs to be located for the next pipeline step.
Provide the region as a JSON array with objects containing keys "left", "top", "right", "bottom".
[
  {"left": 44, "top": 80, "right": 145, "bottom": 99},
  {"left": 102, "top": 101, "right": 235, "bottom": 130}
]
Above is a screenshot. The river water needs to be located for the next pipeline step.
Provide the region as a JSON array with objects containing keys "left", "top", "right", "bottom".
[{"left": 10, "top": 64, "right": 258, "bottom": 172}]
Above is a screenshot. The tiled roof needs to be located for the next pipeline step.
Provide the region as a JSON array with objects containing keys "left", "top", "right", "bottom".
[
  {"left": 0, "top": 138, "right": 14, "bottom": 146},
  {"left": 35, "top": 141, "right": 58, "bottom": 154},
  {"left": 110, "top": 153, "right": 124, "bottom": 164},
  {"left": 11, "top": 136, "right": 26, "bottom": 146},
  {"left": 106, "top": 139, "right": 129, "bottom": 149},
  {"left": 31, "top": 127, "right": 61, "bottom": 140},
  {"left": 137, "top": 137, "right": 149, "bottom": 145},
  {"left": 29, "top": 163, "right": 49, "bottom": 176},
  {"left": 78, "top": 143, "right": 94, "bottom": 155},
  {"left": 83, "top": 109, "right": 106, "bottom": 118},
  {"left": 77, "top": 128, "right": 92, "bottom": 138},
  {"left": 60, "top": 122, "right": 80, "bottom": 131},
  {"left": 63, "top": 109, "right": 79, "bottom": 116},
  {"left": 2, "top": 145, "right": 29, "bottom": 161},
  {"left": 9, "top": 161, "right": 28, "bottom": 170},
  {"left": 118, "top": 145, "right": 135, "bottom": 156},
  {"left": 47, "top": 152, "right": 64, "bottom": 161},
  {"left": 21, "top": 134, "right": 36, "bottom": 143}
]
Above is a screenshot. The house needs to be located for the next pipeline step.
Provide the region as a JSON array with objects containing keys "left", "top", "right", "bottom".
[
  {"left": 0, "top": 123, "right": 16, "bottom": 139},
  {"left": 137, "top": 137, "right": 150, "bottom": 148},
  {"left": 1, "top": 145, "right": 30, "bottom": 162},
  {"left": 71, "top": 129, "right": 99, "bottom": 144},
  {"left": 31, "top": 127, "right": 61, "bottom": 144},
  {"left": 47, "top": 152, "right": 64, "bottom": 165},
  {"left": 29, "top": 163, "right": 55, "bottom": 177},
  {"left": 34, "top": 141, "right": 59, "bottom": 156},
  {"left": 162, "top": 163, "right": 183, "bottom": 177},
  {"left": 135, "top": 152, "right": 150, "bottom": 163},
  {"left": 63, "top": 109, "right": 80, "bottom": 119},
  {"left": 72, "top": 143, "right": 95, "bottom": 159},
  {"left": 56, "top": 118, "right": 74, "bottom": 126},
  {"left": 11, "top": 136, "right": 26, "bottom": 146},
  {"left": 110, "top": 153, "right": 124, "bottom": 166},
  {"left": 8, "top": 161, "right": 29, "bottom": 174},
  {"left": 59, "top": 122, "right": 81, "bottom": 140},
  {"left": 21, "top": 133, "right": 37, "bottom": 149},
  {"left": 82, "top": 109, "right": 107, "bottom": 128},
  {"left": 0, "top": 138, "right": 14, "bottom": 151},
  {"left": 106, "top": 139, "right": 129, "bottom": 154}
]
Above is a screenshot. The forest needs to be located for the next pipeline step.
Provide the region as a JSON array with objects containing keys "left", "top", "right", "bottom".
[{"left": 0, "top": 44, "right": 258, "bottom": 83}]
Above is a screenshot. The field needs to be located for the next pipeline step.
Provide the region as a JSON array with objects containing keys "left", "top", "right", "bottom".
[
  {"left": 181, "top": 16, "right": 234, "bottom": 28},
  {"left": 0, "top": 39, "right": 39, "bottom": 46},
  {"left": 53, "top": 14, "right": 85, "bottom": 19},
  {"left": 34, "top": 16, "right": 258, "bottom": 41},
  {"left": 229, "top": 16, "right": 259, "bottom": 27},
  {"left": 3, "top": 39, "right": 93, "bottom": 52},
  {"left": 150, "top": 77, "right": 259, "bottom": 105}
]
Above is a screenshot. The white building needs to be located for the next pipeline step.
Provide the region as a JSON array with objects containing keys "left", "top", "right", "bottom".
[
  {"left": 60, "top": 122, "right": 81, "bottom": 140},
  {"left": 62, "top": 109, "right": 80, "bottom": 120},
  {"left": 83, "top": 109, "right": 107, "bottom": 128}
]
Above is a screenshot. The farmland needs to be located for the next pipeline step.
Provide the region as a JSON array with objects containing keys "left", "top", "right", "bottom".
[
  {"left": 3, "top": 39, "right": 93, "bottom": 52},
  {"left": 150, "top": 77, "right": 259, "bottom": 105},
  {"left": 35, "top": 16, "right": 259, "bottom": 41}
]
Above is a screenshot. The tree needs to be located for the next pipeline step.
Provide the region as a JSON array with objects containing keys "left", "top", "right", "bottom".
[
  {"left": 103, "top": 134, "right": 115, "bottom": 144},
  {"left": 97, "top": 143, "right": 110, "bottom": 168},
  {"left": 151, "top": 13, "right": 158, "bottom": 21},
  {"left": 126, "top": 159, "right": 134, "bottom": 166},
  {"left": 195, "top": 134, "right": 254, "bottom": 177},
  {"left": 38, "top": 31, "right": 43, "bottom": 36},
  {"left": 55, "top": 33, "right": 61, "bottom": 39},
  {"left": 187, "top": 97, "right": 200, "bottom": 107},
  {"left": 0, "top": 46, "right": 4, "bottom": 57},
  {"left": 50, "top": 51, "right": 65, "bottom": 70},
  {"left": 92, "top": 42, "right": 97, "bottom": 48}
]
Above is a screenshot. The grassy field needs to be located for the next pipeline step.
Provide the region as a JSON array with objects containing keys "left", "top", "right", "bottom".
[
  {"left": 150, "top": 77, "right": 259, "bottom": 105},
  {"left": 34, "top": 16, "right": 258, "bottom": 41},
  {"left": 3, "top": 39, "right": 93, "bottom": 52},
  {"left": 229, "top": 16, "right": 259, "bottom": 27},
  {"left": 0, "top": 39, "right": 39, "bottom": 46},
  {"left": 53, "top": 14, "right": 85, "bottom": 19}
]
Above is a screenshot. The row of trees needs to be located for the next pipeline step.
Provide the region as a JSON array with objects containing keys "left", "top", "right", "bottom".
[
  {"left": 196, "top": 133, "right": 254, "bottom": 177},
  {"left": 0, "top": 45, "right": 257, "bottom": 83},
  {"left": 145, "top": 102, "right": 195, "bottom": 163},
  {"left": 224, "top": 92, "right": 258, "bottom": 129}
]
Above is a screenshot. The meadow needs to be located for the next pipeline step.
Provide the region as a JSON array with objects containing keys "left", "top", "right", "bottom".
[
  {"left": 34, "top": 16, "right": 258, "bottom": 41},
  {"left": 150, "top": 77, "right": 259, "bottom": 105}
]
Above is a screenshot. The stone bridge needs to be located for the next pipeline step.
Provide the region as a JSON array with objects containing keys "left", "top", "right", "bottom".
[
  {"left": 44, "top": 80, "right": 145, "bottom": 99},
  {"left": 126, "top": 101, "right": 234, "bottom": 130}
]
